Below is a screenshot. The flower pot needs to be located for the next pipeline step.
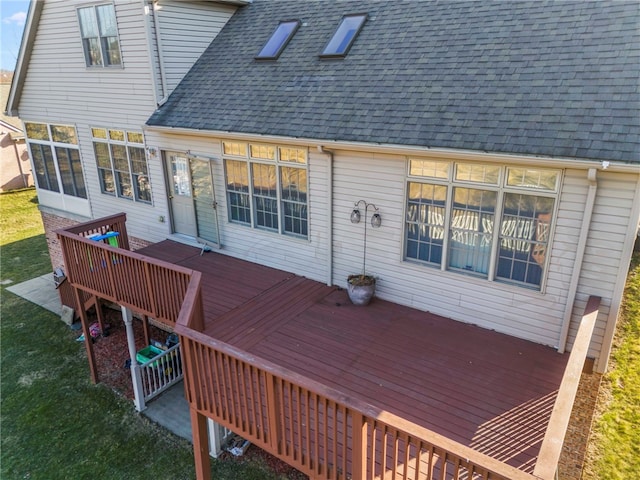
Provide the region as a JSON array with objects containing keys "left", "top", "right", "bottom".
[{"left": 347, "top": 275, "right": 376, "bottom": 306}]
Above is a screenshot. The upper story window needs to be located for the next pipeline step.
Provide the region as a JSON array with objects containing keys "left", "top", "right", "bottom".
[
  {"left": 92, "top": 128, "right": 151, "bottom": 203},
  {"left": 405, "top": 160, "right": 560, "bottom": 290},
  {"left": 223, "top": 142, "right": 308, "bottom": 238},
  {"left": 24, "top": 122, "right": 86, "bottom": 199},
  {"left": 77, "top": 4, "right": 121, "bottom": 67},
  {"left": 256, "top": 20, "right": 300, "bottom": 60},
  {"left": 321, "top": 13, "right": 367, "bottom": 57}
]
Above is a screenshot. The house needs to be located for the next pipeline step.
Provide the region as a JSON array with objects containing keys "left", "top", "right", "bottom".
[
  {"left": 6, "top": 1, "right": 640, "bottom": 479},
  {"left": 0, "top": 82, "right": 31, "bottom": 191}
]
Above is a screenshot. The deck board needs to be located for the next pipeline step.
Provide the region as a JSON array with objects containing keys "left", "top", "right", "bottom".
[{"left": 137, "top": 240, "right": 568, "bottom": 473}]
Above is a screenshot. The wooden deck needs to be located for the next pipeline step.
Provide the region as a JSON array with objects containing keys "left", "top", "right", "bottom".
[{"left": 138, "top": 240, "right": 568, "bottom": 474}]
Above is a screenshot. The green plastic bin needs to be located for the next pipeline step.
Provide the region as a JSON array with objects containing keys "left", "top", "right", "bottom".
[{"left": 136, "top": 345, "right": 164, "bottom": 366}]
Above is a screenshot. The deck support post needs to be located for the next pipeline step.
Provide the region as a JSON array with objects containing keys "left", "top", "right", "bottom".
[
  {"left": 74, "top": 287, "right": 98, "bottom": 384},
  {"left": 122, "top": 306, "right": 145, "bottom": 412},
  {"left": 191, "top": 407, "right": 211, "bottom": 480},
  {"left": 207, "top": 419, "right": 227, "bottom": 458}
]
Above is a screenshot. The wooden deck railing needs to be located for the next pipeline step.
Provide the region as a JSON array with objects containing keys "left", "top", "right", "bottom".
[
  {"left": 175, "top": 275, "right": 540, "bottom": 480},
  {"left": 534, "top": 295, "right": 601, "bottom": 479},
  {"left": 57, "top": 214, "right": 192, "bottom": 329},
  {"left": 57, "top": 214, "right": 601, "bottom": 480}
]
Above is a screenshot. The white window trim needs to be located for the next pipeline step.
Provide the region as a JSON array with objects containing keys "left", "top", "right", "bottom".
[
  {"left": 92, "top": 128, "right": 152, "bottom": 204},
  {"left": 24, "top": 122, "right": 87, "bottom": 200},
  {"left": 222, "top": 142, "right": 309, "bottom": 239},
  {"left": 403, "top": 159, "right": 562, "bottom": 292}
]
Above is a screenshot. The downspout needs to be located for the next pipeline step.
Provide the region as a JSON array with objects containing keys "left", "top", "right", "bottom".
[
  {"left": 143, "top": 0, "right": 163, "bottom": 105},
  {"left": 151, "top": 0, "right": 170, "bottom": 105},
  {"left": 317, "top": 146, "right": 334, "bottom": 286},
  {"left": 557, "top": 167, "right": 598, "bottom": 353}
]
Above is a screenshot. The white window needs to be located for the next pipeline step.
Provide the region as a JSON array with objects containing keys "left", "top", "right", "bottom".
[
  {"left": 92, "top": 128, "right": 151, "bottom": 203},
  {"left": 223, "top": 142, "right": 308, "bottom": 238},
  {"left": 405, "top": 160, "right": 559, "bottom": 289},
  {"left": 77, "top": 4, "right": 121, "bottom": 67},
  {"left": 24, "top": 122, "right": 86, "bottom": 199}
]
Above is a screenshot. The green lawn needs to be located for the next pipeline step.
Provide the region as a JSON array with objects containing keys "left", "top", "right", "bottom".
[
  {"left": 0, "top": 189, "right": 302, "bottom": 480},
  {"left": 583, "top": 250, "right": 640, "bottom": 480}
]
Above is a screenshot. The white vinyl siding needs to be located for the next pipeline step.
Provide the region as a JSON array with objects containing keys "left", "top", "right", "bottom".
[
  {"left": 332, "top": 150, "right": 570, "bottom": 347},
  {"left": 96, "top": 125, "right": 640, "bottom": 361},
  {"left": 16, "top": 1, "right": 167, "bottom": 241},
  {"left": 565, "top": 171, "right": 639, "bottom": 358},
  {"left": 143, "top": 130, "right": 329, "bottom": 282},
  {"left": 156, "top": 0, "right": 236, "bottom": 95}
]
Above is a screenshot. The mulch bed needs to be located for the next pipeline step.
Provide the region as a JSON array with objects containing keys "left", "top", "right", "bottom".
[
  {"left": 78, "top": 305, "right": 308, "bottom": 479},
  {"left": 77, "top": 305, "right": 168, "bottom": 399}
]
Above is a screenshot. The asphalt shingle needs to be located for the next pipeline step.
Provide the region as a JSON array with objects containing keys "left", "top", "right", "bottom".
[{"left": 147, "top": 0, "right": 640, "bottom": 163}]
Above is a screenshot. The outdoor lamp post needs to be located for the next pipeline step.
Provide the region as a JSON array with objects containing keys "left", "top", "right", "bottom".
[{"left": 350, "top": 199, "right": 381, "bottom": 277}]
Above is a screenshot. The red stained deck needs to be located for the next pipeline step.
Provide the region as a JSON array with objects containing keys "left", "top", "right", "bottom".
[{"left": 139, "top": 240, "right": 568, "bottom": 473}]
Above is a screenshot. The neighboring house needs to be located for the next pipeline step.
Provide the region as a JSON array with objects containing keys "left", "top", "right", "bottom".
[
  {"left": 6, "top": 0, "right": 640, "bottom": 478},
  {"left": 0, "top": 83, "right": 31, "bottom": 191}
]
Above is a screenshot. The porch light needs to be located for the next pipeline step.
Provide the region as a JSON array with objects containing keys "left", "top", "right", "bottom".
[
  {"left": 350, "top": 208, "right": 361, "bottom": 223},
  {"left": 371, "top": 213, "right": 381, "bottom": 228}
]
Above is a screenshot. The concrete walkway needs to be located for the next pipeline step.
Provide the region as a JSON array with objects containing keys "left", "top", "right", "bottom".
[
  {"left": 6, "top": 273, "right": 192, "bottom": 443},
  {"left": 6, "top": 273, "right": 62, "bottom": 315}
]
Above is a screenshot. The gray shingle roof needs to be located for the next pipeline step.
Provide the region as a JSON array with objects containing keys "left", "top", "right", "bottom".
[{"left": 147, "top": 0, "right": 640, "bottom": 163}]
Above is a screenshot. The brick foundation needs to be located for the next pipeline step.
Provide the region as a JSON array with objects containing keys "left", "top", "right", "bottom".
[{"left": 40, "top": 210, "right": 153, "bottom": 274}]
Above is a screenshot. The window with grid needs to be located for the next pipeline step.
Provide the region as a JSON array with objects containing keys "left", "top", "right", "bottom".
[
  {"left": 77, "top": 4, "right": 121, "bottom": 67},
  {"left": 405, "top": 160, "right": 559, "bottom": 289},
  {"left": 92, "top": 128, "right": 151, "bottom": 203},
  {"left": 223, "top": 142, "right": 308, "bottom": 238},
  {"left": 24, "top": 122, "right": 86, "bottom": 199}
]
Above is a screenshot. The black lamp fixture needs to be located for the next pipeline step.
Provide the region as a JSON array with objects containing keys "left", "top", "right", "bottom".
[
  {"left": 350, "top": 200, "right": 381, "bottom": 276},
  {"left": 351, "top": 200, "right": 381, "bottom": 228}
]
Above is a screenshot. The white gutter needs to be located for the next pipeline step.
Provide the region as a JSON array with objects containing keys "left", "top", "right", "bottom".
[
  {"left": 596, "top": 174, "right": 640, "bottom": 373},
  {"left": 317, "top": 146, "right": 334, "bottom": 287},
  {"left": 143, "top": 124, "right": 640, "bottom": 173},
  {"left": 557, "top": 168, "right": 598, "bottom": 353}
]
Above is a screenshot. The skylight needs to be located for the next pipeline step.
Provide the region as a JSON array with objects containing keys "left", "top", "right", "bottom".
[
  {"left": 256, "top": 20, "right": 300, "bottom": 60},
  {"left": 321, "top": 13, "right": 367, "bottom": 57}
]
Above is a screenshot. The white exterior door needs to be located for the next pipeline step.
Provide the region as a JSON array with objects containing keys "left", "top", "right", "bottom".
[
  {"left": 165, "top": 152, "right": 197, "bottom": 237},
  {"left": 190, "top": 157, "right": 220, "bottom": 246},
  {"left": 164, "top": 151, "right": 220, "bottom": 245}
]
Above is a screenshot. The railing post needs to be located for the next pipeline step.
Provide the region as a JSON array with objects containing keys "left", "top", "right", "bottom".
[
  {"left": 265, "top": 373, "right": 283, "bottom": 455},
  {"left": 122, "top": 306, "right": 145, "bottom": 412},
  {"left": 351, "top": 412, "right": 368, "bottom": 480}
]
